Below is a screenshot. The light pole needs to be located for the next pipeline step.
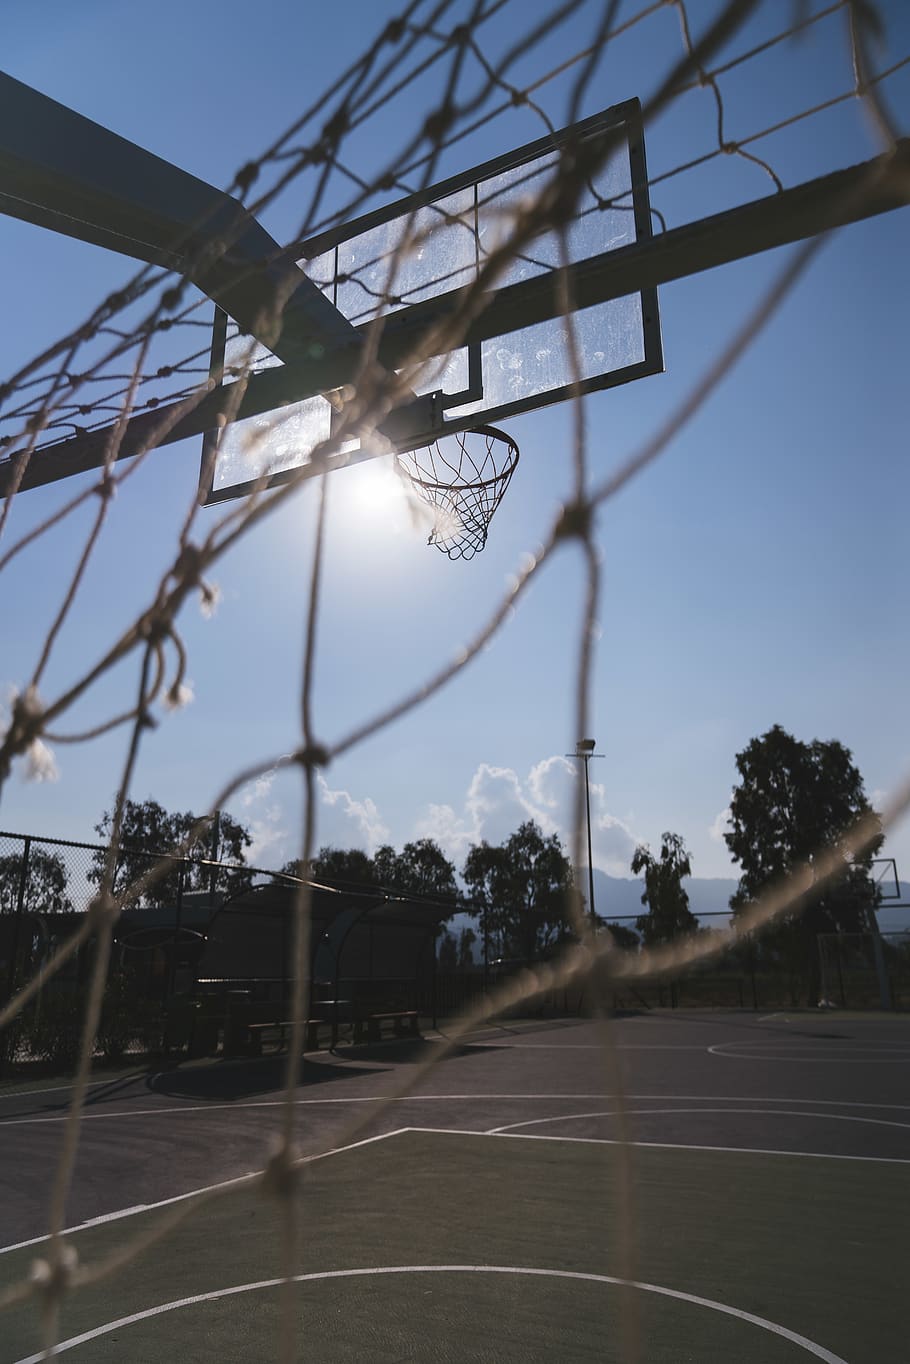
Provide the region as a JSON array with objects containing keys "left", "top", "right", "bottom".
[{"left": 568, "top": 739, "right": 602, "bottom": 927}]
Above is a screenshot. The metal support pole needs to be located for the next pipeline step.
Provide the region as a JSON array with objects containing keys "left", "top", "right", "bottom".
[
  {"left": 582, "top": 754, "right": 596, "bottom": 927},
  {"left": 867, "top": 906, "right": 893, "bottom": 1011},
  {"left": 568, "top": 741, "right": 603, "bottom": 929}
]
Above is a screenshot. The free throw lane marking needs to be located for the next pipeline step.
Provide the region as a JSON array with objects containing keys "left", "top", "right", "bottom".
[
  {"left": 487, "top": 1107, "right": 910, "bottom": 1135},
  {"left": 0, "top": 1129, "right": 410, "bottom": 1256},
  {"left": 403, "top": 1125, "right": 910, "bottom": 1167}
]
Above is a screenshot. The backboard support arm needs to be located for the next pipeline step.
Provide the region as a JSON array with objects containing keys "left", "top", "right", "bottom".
[
  {"left": 2, "top": 138, "right": 908, "bottom": 498},
  {"left": 0, "top": 72, "right": 359, "bottom": 369}
]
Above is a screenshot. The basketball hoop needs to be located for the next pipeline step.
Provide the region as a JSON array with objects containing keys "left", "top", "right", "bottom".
[{"left": 396, "top": 424, "right": 519, "bottom": 560}]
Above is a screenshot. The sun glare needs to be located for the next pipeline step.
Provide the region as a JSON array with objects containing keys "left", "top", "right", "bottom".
[{"left": 343, "top": 455, "right": 435, "bottom": 543}]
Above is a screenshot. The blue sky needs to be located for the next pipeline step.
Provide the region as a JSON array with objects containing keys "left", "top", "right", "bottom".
[{"left": 1, "top": 0, "right": 908, "bottom": 897}]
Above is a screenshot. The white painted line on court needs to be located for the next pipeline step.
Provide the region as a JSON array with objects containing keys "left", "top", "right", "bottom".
[
  {"left": 486, "top": 1107, "right": 910, "bottom": 1135},
  {"left": 401, "top": 1125, "right": 910, "bottom": 1166},
  {"left": 5, "top": 1087, "right": 910, "bottom": 1131},
  {"left": 0, "top": 1073, "right": 146, "bottom": 1101},
  {"left": 11, "top": 1263, "right": 849, "bottom": 1364},
  {"left": 0, "top": 1129, "right": 410, "bottom": 1257},
  {"left": 709, "top": 1042, "right": 910, "bottom": 1063},
  {"left": 469, "top": 1042, "right": 709, "bottom": 1050}
]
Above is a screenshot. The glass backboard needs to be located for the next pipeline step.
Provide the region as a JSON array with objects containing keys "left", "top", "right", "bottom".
[{"left": 201, "top": 99, "right": 662, "bottom": 504}]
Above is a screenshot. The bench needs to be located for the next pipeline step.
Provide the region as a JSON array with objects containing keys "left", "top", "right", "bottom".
[
  {"left": 244, "top": 1009, "right": 420, "bottom": 1054},
  {"left": 353, "top": 1010, "right": 420, "bottom": 1044},
  {"left": 246, "top": 1019, "right": 325, "bottom": 1056}
]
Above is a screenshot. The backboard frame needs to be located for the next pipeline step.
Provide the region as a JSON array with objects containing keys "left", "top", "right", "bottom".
[{"left": 199, "top": 97, "right": 663, "bottom": 505}]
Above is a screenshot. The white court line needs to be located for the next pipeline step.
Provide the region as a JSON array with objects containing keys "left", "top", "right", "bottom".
[
  {"left": 11, "top": 1263, "right": 849, "bottom": 1364},
  {"left": 0, "top": 1129, "right": 409, "bottom": 1257},
  {"left": 402, "top": 1125, "right": 910, "bottom": 1167},
  {"left": 469, "top": 1042, "right": 708, "bottom": 1050},
  {"left": 5, "top": 1087, "right": 910, "bottom": 1131},
  {"left": 709, "top": 1042, "right": 910, "bottom": 1062},
  {"left": 8, "top": 1260, "right": 845, "bottom": 1358},
  {"left": 0, "top": 1073, "right": 146, "bottom": 1101},
  {"left": 486, "top": 1107, "right": 910, "bottom": 1135},
  {"left": 6, "top": 1111, "right": 910, "bottom": 1264}
]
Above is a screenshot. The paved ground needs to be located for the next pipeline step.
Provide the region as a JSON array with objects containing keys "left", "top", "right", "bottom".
[{"left": 1, "top": 1010, "right": 908, "bottom": 1361}]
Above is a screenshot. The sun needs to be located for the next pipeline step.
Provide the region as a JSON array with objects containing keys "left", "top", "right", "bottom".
[{"left": 342, "top": 454, "right": 434, "bottom": 542}]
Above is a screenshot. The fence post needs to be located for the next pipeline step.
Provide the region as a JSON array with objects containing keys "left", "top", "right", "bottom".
[
  {"left": 482, "top": 903, "right": 489, "bottom": 1002},
  {"left": 5, "top": 836, "right": 31, "bottom": 1003},
  {"left": 835, "top": 936, "right": 847, "bottom": 1008},
  {"left": 168, "top": 860, "right": 185, "bottom": 1003},
  {"left": 868, "top": 909, "right": 893, "bottom": 1011},
  {"left": 1, "top": 837, "right": 30, "bottom": 1075},
  {"left": 208, "top": 811, "right": 221, "bottom": 905}
]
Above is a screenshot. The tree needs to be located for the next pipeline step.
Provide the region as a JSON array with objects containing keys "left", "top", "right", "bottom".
[
  {"left": 437, "top": 928, "right": 457, "bottom": 972},
  {"left": 631, "top": 832, "right": 696, "bottom": 947},
  {"left": 457, "top": 924, "right": 477, "bottom": 967},
  {"left": 0, "top": 848, "right": 73, "bottom": 915},
  {"left": 436, "top": 923, "right": 478, "bottom": 973},
  {"left": 603, "top": 921, "right": 640, "bottom": 951},
  {"left": 91, "top": 799, "right": 253, "bottom": 907},
  {"left": 374, "top": 839, "right": 457, "bottom": 903},
  {"left": 724, "top": 725, "right": 883, "bottom": 1000},
  {"left": 283, "top": 839, "right": 457, "bottom": 904},
  {"left": 294, "top": 847, "right": 380, "bottom": 890},
  {"left": 462, "top": 820, "right": 577, "bottom": 962}
]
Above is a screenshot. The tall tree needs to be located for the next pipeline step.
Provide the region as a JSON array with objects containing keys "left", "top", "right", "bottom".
[
  {"left": 631, "top": 832, "right": 696, "bottom": 947},
  {"left": 462, "top": 820, "right": 577, "bottom": 962},
  {"left": 0, "top": 848, "right": 73, "bottom": 915},
  {"left": 292, "top": 847, "right": 380, "bottom": 890},
  {"left": 724, "top": 725, "right": 883, "bottom": 998},
  {"left": 91, "top": 799, "right": 252, "bottom": 907},
  {"left": 284, "top": 840, "right": 457, "bottom": 902},
  {"left": 374, "top": 839, "right": 457, "bottom": 902}
]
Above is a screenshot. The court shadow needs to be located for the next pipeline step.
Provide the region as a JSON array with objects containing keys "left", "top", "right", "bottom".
[
  {"left": 336, "top": 1037, "right": 488, "bottom": 1064},
  {"left": 147, "top": 1053, "right": 385, "bottom": 1102},
  {"left": 0, "top": 1068, "right": 153, "bottom": 1122}
]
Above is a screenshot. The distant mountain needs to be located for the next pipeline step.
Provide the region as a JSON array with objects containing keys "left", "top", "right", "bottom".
[
  {"left": 590, "top": 872, "right": 735, "bottom": 927},
  {"left": 588, "top": 871, "right": 910, "bottom": 935}
]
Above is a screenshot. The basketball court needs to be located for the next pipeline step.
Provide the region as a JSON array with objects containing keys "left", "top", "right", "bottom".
[
  {"left": 2, "top": 1011, "right": 907, "bottom": 1361},
  {"left": 1, "top": 5, "right": 909, "bottom": 1360}
]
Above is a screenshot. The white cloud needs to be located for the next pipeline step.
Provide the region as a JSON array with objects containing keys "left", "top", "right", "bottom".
[
  {"left": 709, "top": 806, "right": 732, "bottom": 843},
  {"left": 416, "top": 755, "right": 637, "bottom": 875},
  {"left": 232, "top": 756, "right": 640, "bottom": 877},
  {"left": 317, "top": 774, "right": 390, "bottom": 852},
  {"left": 25, "top": 739, "right": 59, "bottom": 784},
  {"left": 235, "top": 765, "right": 392, "bottom": 867},
  {"left": 237, "top": 759, "right": 293, "bottom": 866}
]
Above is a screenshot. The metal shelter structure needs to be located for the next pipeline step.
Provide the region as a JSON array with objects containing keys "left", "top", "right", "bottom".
[{"left": 196, "top": 878, "right": 454, "bottom": 1023}]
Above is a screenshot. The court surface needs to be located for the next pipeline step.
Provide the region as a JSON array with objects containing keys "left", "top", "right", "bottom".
[{"left": 1, "top": 1010, "right": 908, "bottom": 1361}]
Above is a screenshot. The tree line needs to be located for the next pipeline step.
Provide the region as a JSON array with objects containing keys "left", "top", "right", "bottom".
[{"left": 0, "top": 725, "right": 886, "bottom": 997}]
